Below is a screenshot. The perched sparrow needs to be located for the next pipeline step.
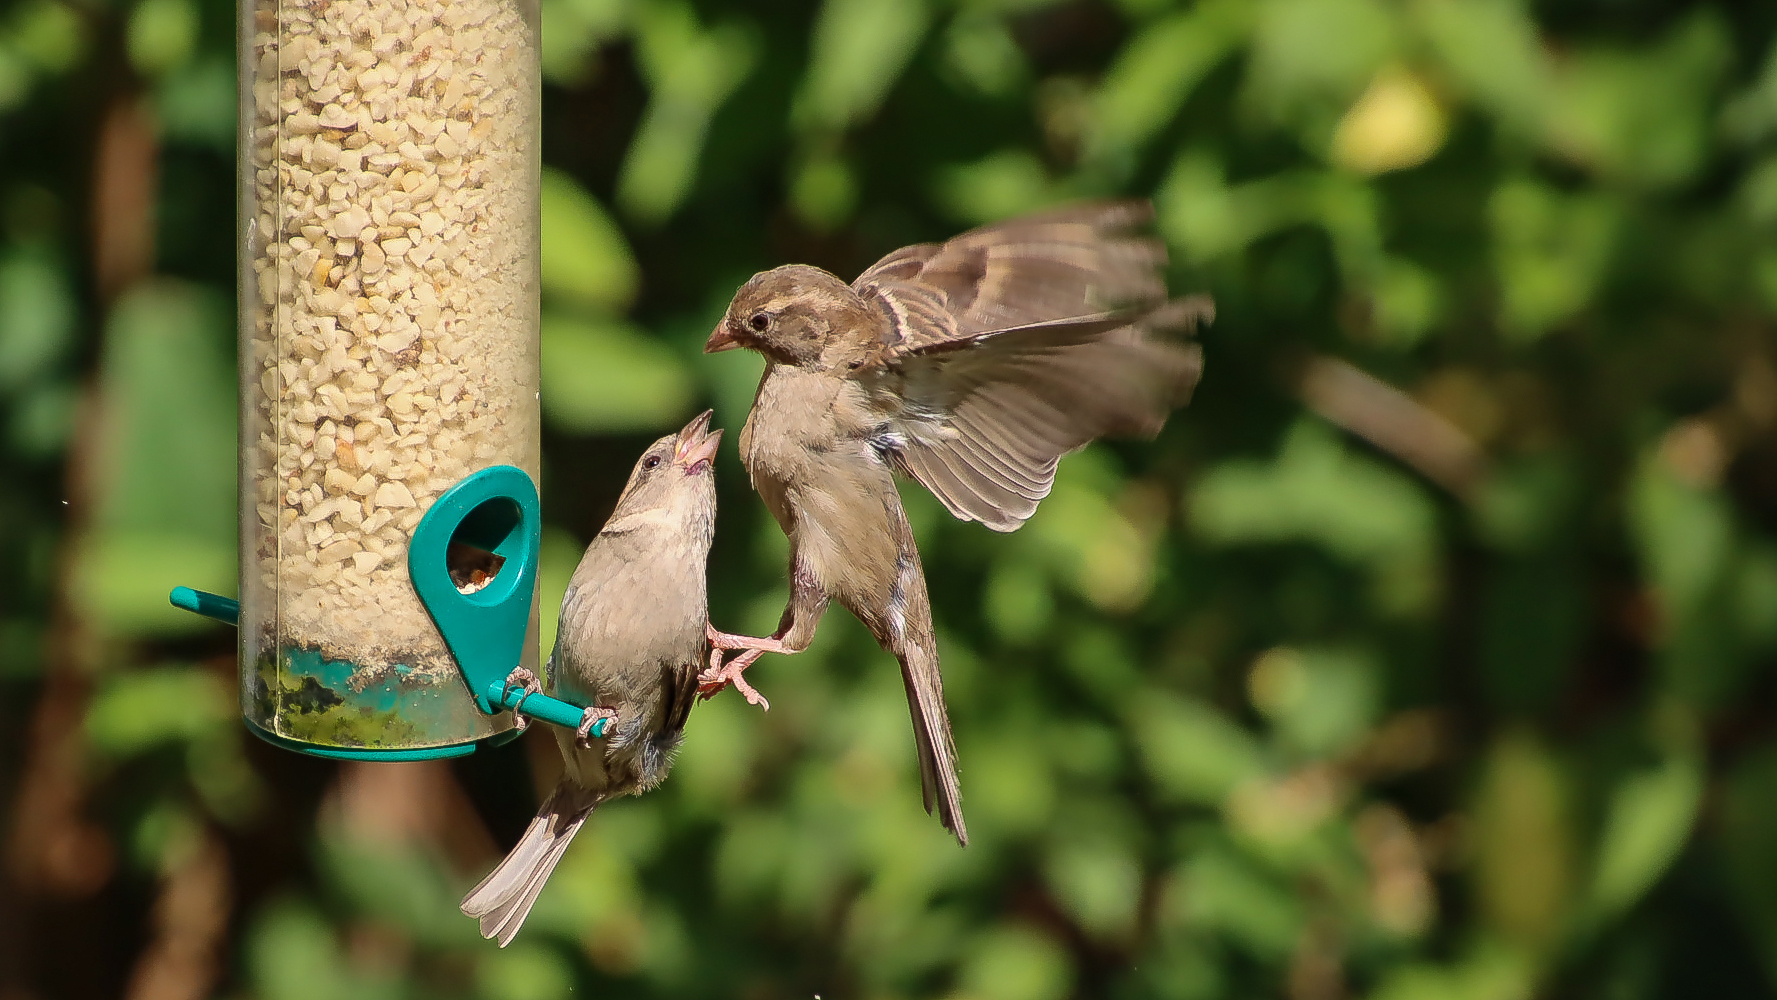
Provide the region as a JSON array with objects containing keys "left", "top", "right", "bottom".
[
  {"left": 461, "top": 411, "right": 722, "bottom": 945},
  {"left": 701, "top": 201, "right": 1210, "bottom": 845}
]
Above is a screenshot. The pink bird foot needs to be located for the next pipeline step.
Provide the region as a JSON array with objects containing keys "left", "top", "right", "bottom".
[
  {"left": 501, "top": 666, "right": 543, "bottom": 732},
  {"left": 697, "top": 648, "right": 770, "bottom": 710},
  {"left": 576, "top": 706, "right": 619, "bottom": 749}
]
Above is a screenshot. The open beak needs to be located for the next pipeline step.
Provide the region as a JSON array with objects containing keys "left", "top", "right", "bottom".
[
  {"left": 704, "top": 320, "right": 742, "bottom": 353},
  {"left": 673, "top": 409, "right": 722, "bottom": 471}
]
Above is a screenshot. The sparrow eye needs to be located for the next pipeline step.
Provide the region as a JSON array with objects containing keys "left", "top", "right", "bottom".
[
  {"left": 748, "top": 313, "right": 770, "bottom": 332},
  {"left": 643, "top": 455, "right": 663, "bottom": 471}
]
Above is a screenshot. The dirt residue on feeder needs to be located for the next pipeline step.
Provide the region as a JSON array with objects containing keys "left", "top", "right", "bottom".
[{"left": 245, "top": 0, "right": 538, "bottom": 700}]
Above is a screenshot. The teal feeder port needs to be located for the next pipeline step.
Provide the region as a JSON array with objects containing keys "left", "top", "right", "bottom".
[{"left": 178, "top": 467, "right": 607, "bottom": 761}]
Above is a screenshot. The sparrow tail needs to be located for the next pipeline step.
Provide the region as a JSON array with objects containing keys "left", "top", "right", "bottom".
[
  {"left": 460, "top": 784, "right": 597, "bottom": 946},
  {"left": 897, "top": 630, "right": 968, "bottom": 846}
]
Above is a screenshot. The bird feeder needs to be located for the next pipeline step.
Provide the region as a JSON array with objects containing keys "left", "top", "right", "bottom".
[{"left": 172, "top": 0, "right": 600, "bottom": 759}]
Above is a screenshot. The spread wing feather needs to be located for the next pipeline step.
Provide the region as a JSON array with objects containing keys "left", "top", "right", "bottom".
[{"left": 855, "top": 202, "right": 1210, "bottom": 532}]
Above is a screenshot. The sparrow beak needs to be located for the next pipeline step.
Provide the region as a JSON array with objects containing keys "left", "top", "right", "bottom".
[
  {"left": 673, "top": 409, "right": 722, "bottom": 471},
  {"left": 704, "top": 320, "right": 742, "bottom": 354}
]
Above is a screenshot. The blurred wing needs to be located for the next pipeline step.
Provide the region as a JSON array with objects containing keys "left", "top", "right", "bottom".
[
  {"left": 884, "top": 299, "right": 1210, "bottom": 531},
  {"left": 852, "top": 200, "right": 1169, "bottom": 351},
  {"left": 851, "top": 201, "right": 1207, "bottom": 531}
]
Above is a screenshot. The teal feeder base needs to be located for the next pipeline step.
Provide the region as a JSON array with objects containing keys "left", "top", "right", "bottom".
[{"left": 172, "top": 466, "right": 606, "bottom": 762}]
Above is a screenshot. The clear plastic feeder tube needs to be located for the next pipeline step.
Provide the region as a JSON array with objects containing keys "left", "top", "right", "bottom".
[{"left": 239, "top": 0, "right": 540, "bottom": 750}]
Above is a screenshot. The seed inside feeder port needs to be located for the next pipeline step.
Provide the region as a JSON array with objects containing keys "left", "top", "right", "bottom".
[{"left": 447, "top": 540, "right": 505, "bottom": 595}]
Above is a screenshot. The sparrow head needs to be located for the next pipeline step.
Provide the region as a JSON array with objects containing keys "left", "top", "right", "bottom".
[
  {"left": 606, "top": 410, "right": 721, "bottom": 529},
  {"left": 705, "top": 265, "right": 880, "bottom": 369}
]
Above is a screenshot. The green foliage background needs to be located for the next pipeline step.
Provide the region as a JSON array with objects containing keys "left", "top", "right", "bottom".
[{"left": 3, "top": 0, "right": 1777, "bottom": 997}]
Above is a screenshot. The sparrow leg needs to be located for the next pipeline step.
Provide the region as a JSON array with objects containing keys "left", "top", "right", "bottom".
[
  {"left": 575, "top": 706, "right": 620, "bottom": 750},
  {"left": 706, "top": 622, "right": 797, "bottom": 656},
  {"left": 699, "top": 552, "right": 829, "bottom": 709},
  {"left": 501, "top": 666, "right": 544, "bottom": 733}
]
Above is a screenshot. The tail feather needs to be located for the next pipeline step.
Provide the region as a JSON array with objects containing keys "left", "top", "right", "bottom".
[
  {"left": 461, "top": 784, "right": 597, "bottom": 946},
  {"left": 898, "top": 634, "right": 967, "bottom": 845}
]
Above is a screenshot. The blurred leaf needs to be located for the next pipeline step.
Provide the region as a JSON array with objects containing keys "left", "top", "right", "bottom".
[
  {"left": 186, "top": 730, "right": 265, "bottom": 825},
  {"left": 7, "top": 403, "right": 70, "bottom": 484},
  {"left": 130, "top": 799, "right": 201, "bottom": 872},
  {"left": 1024, "top": 452, "right": 1156, "bottom": 611},
  {"left": 1472, "top": 731, "right": 1573, "bottom": 950},
  {"left": 0, "top": 47, "right": 26, "bottom": 112},
  {"left": 1166, "top": 843, "right": 1303, "bottom": 958},
  {"left": 70, "top": 281, "right": 234, "bottom": 637},
  {"left": 1723, "top": 36, "right": 1777, "bottom": 147},
  {"left": 0, "top": 619, "right": 44, "bottom": 678},
  {"left": 1543, "top": 12, "right": 1730, "bottom": 188},
  {"left": 789, "top": 150, "right": 858, "bottom": 231},
  {"left": 1411, "top": 0, "right": 1550, "bottom": 136},
  {"left": 0, "top": 248, "right": 73, "bottom": 394},
  {"left": 319, "top": 834, "right": 475, "bottom": 948},
  {"left": 1044, "top": 837, "right": 1142, "bottom": 941},
  {"left": 964, "top": 728, "right": 1055, "bottom": 837},
  {"left": 1062, "top": 624, "right": 1140, "bottom": 707},
  {"left": 70, "top": 532, "right": 233, "bottom": 636},
  {"left": 940, "top": 11, "right": 1027, "bottom": 99},
  {"left": 1189, "top": 420, "right": 1438, "bottom": 615},
  {"left": 1587, "top": 754, "right": 1702, "bottom": 921},
  {"left": 1248, "top": 645, "right": 1378, "bottom": 757},
  {"left": 1472, "top": 455, "right": 1578, "bottom": 553},
  {"left": 1736, "top": 542, "right": 1777, "bottom": 649},
  {"left": 247, "top": 900, "right": 360, "bottom": 1000},
  {"left": 126, "top": 0, "right": 197, "bottom": 77},
  {"left": 9, "top": 0, "right": 82, "bottom": 75},
  {"left": 1157, "top": 152, "right": 1321, "bottom": 263},
  {"left": 86, "top": 666, "right": 232, "bottom": 757},
  {"left": 1488, "top": 177, "right": 1620, "bottom": 339},
  {"left": 540, "top": 314, "right": 693, "bottom": 433},
  {"left": 794, "top": 0, "right": 929, "bottom": 132},
  {"left": 537, "top": 525, "right": 583, "bottom": 658},
  {"left": 672, "top": 683, "right": 761, "bottom": 811},
  {"left": 617, "top": 3, "right": 757, "bottom": 222},
  {"left": 157, "top": 56, "right": 233, "bottom": 151},
  {"left": 1629, "top": 450, "right": 1731, "bottom": 625},
  {"left": 1245, "top": 0, "right": 1399, "bottom": 139},
  {"left": 982, "top": 554, "right": 1053, "bottom": 643},
  {"left": 539, "top": 0, "right": 627, "bottom": 85},
  {"left": 1086, "top": 0, "right": 1248, "bottom": 165},
  {"left": 1368, "top": 944, "right": 1534, "bottom": 1000},
  {"left": 1129, "top": 691, "right": 1265, "bottom": 805},
  {"left": 540, "top": 169, "right": 639, "bottom": 312},
  {"left": 935, "top": 149, "right": 1059, "bottom": 225},
  {"left": 476, "top": 941, "right": 576, "bottom": 1000},
  {"left": 959, "top": 925, "right": 1074, "bottom": 1000}
]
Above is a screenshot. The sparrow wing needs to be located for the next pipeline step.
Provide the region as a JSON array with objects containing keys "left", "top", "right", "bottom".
[
  {"left": 853, "top": 200, "right": 1170, "bottom": 346},
  {"left": 852, "top": 202, "right": 1208, "bottom": 532}
]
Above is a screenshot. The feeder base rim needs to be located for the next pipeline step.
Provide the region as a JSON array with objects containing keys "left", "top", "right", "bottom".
[{"left": 242, "top": 717, "right": 524, "bottom": 761}]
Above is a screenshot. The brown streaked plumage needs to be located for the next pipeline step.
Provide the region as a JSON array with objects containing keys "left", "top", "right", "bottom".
[
  {"left": 700, "top": 201, "right": 1211, "bottom": 846},
  {"left": 461, "top": 412, "right": 721, "bottom": 946}
]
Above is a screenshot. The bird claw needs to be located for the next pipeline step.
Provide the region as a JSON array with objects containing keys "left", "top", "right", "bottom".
[
  {"left": 697, "top": 650, "right": 770, "bottom": 711},
  {"left": 501, "top": 667, "right": 543, "bottom": 733},
  {"left": 575, "top": 706, "right": 619, "bottom": 749}
]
